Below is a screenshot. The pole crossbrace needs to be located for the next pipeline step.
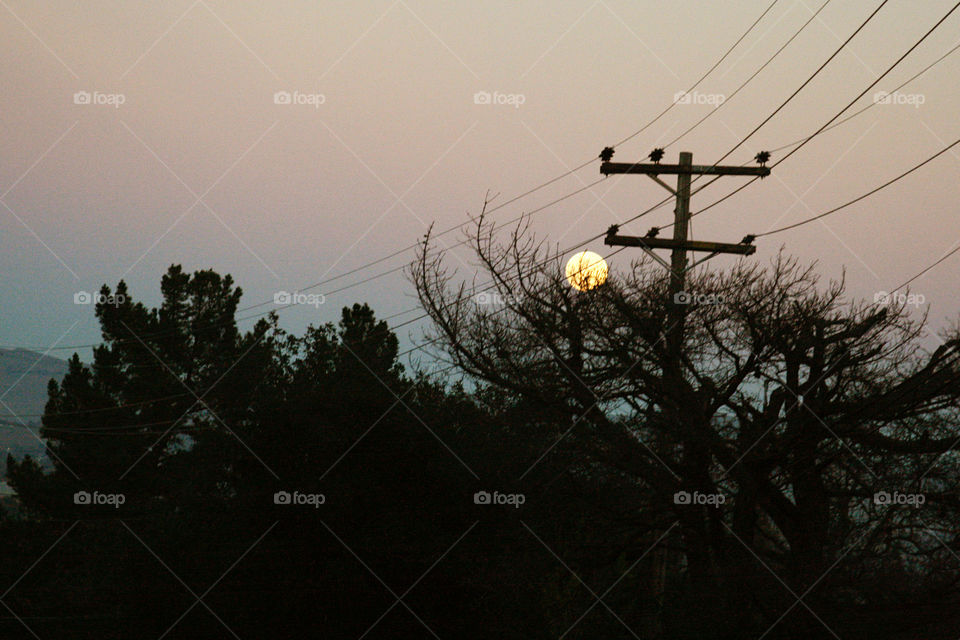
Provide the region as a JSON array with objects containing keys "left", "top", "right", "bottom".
[{"left": 601, "top": 161, "right": 770, "bottom": 177}]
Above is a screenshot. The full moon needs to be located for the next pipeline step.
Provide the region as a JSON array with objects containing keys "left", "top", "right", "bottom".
[{"left": 565, "top": 251, "right": 608, "bottom": 291}]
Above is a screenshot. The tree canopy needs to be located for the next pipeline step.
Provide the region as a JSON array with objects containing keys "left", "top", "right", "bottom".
[{"left": 2, "top": 241, "right": 960, "bottom": 639}]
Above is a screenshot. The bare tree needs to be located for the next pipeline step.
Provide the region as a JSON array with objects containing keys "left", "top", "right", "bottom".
[{"left": 411, "top": 199, "right": 960, "bottom": 638}]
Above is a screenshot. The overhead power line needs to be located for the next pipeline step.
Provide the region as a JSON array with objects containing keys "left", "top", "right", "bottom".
[
  {"left": 644, "top": 0, "right": 960, "bottom": 236},
  {"left": 663, "top": 0, "right": 832, "bottom": 150},
  {"left": 233, "top": 0, "right": 783, "bottom": 319},
  {"left": 611, "top": 0, "right": 783, "bottom": 151},
  {"left": 890, "top": 245, "right": 960, "bottom": 295},
  {"left": 711, "top": 0, "right": 890, "bottom": 166},
  {"left": 770, "top": 0, "right": 960, "bottom": 169},
  {"left": 236, "top": 0, "right": 783, "bottom": 317},
  {"left": 0, "top": 2, "right": 827, "bottom": 359},
  {"left": 614, "top": 0, "right": 893, "bottom": 237},
  {"left": 756, "top": 136, "right": 960, "bottom": 238},
  {"left": 5, "top": 1, "right": 955, "bottom": 413}
]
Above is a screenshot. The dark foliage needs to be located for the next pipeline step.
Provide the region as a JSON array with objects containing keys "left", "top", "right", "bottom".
[{"left": 4, "top": 250, "right": 960, "bottom": 638}]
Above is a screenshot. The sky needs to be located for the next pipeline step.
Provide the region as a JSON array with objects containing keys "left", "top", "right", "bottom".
[{"left": 1, "top": 0, "right": 959, "bottom": 364}]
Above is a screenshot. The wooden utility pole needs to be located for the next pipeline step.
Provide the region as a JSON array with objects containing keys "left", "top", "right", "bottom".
[
  {"left": 602, "top": 151, "right": 767, "bottom": 361},
  {"left": 599, "top": 150, "right": 769, "bottom": 634},
  {"left": 667, "top": 151, "right": 694, "bottom": 363},
  {"left": 601, "top": 151, "right": 767, "bottom": 327}
]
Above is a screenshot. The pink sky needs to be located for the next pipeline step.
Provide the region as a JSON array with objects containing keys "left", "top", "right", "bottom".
[{"left": 1, "top": 0, "right": 958, "bottom": 359}]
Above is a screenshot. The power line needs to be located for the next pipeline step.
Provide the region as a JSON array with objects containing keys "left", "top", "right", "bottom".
[
  {"left": 235, "top": 177, "right": 609, "bottom": 324},
  {"left": 0, "top": 177, "right": 618, "bottom": 398},
  {"left": 890, "top": 245, "right": 960, "bottom": 295},
  {"left": 227, "top": 0, "right": 784, "bottom": 319},
  {"left": 2, "top": 393, "right": 194, "bottom": 419},
  {"left": 662, "top": 0, "right": 832, "bottom": 150},
  {"left": 272, "top": 0, "right": 904, "bottom": 361},
  {"left": 20, "top": 27, "right": 952, "bottom": 384},
  {"left": 605, "top": 0, "right": 882, "bottom": 239},
  {"left": 683, "top": 0, "right": 960, "bottom": 239},
  {"left": 756, "top": 136, "right": 960, "bottom": 238},
  {"left": 586, "top": 0, "right": 888, "bottom": 252},
  {"left": 769, "top": 0, "right": 960, "bottom": 170},
  {"left": 1, "top": 178, "right": 608, "bottom": 354},
  {"left": 0, "top": 6, "right": 792, "bottom": 430},
  {"left": 588, "top": 0, "right": 883, "bottom": 244},
  {"left": 2, "top": 2, "right": 939, "bottom": 408},
  {"left": 30, "top": 116, "right": 959, "bottom": 418},
  {"left": 611, "top": 0, "right": 782, "bottom": 151},
  {"left": 711, "top": 0, "right": 890, "bottom": 166},
  {"left": 0, "top": 1, "right": 939, "bottom": 434},
  {"left": 337, "top": 5, "right": 960, "bottom": 361},
  {"left": 21, "top": 127, "right": 953, "bottom": 420},
  {"left": 234, "top": 167, "right": 601, "bottom": 316},
  {"left": 650, "top": 5, "right": 960, "bottom": 313},
  {"left": 613, "top": 0, "right": 891, "bottom": 237},
  {"left": 0, "top": 4, "right": 793, "bottom": 356},
  {"left": 768, "top": 35, "right": 960, "bottom": 155},
  {"left": 234, "top": 0, "right": 781, "bottom": 318},
  {"left": 17, "top": 2, "right": 951, "bottom": 437},
  {"left": 647, "top": 1, "right": 960, "bottom": 236}
]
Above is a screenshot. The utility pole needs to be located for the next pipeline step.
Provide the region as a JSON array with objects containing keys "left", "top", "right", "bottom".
[
  {"left": 668, "top": 151, "right": 693, "bottom": 363},
  {"left": 599, "top": 149, "right": 769, "bottom": 634},
  {"left": 601, "top": 151, "right": 766, "bottom": 346},
  {"left": 601, "top": 151, "right": 767, "bottom": 360}
]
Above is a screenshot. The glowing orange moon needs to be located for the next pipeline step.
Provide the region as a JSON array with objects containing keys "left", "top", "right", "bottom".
[{"left": 565, "top": 251, "right": 608, "bottom": 291}]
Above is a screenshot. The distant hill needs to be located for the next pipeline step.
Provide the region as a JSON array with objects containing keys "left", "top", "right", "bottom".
[
  {"left": 0, "top": 349, "right": 69, "bottom": 491},
  {"left": 0, "top": 348, "right": 68, "bottom": 421}
]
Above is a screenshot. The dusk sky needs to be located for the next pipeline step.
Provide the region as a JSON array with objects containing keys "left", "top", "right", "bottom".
[{"left": 2, "top": 0, "right": 959, "bottom": 360}]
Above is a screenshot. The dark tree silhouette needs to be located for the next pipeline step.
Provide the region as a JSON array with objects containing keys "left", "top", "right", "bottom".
[
  {"left": 412, "top": 203, "right": 960, "bottom": 639},
  {"left": 3, "top": 265, "right": 591, "bottom": 639}
]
